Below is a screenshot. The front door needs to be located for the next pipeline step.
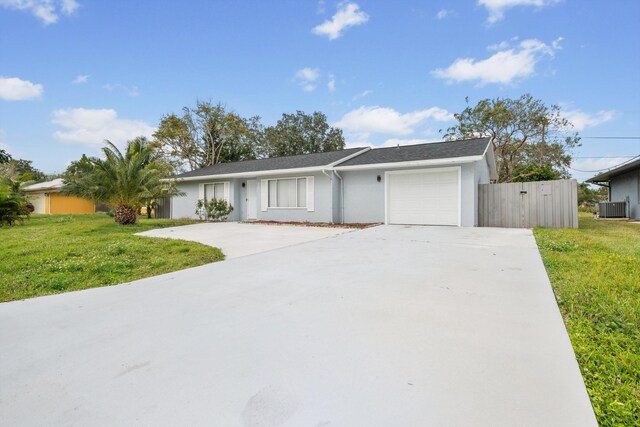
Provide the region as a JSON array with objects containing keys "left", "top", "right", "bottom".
[{"left": 246, "top": 180, "right": 257, "bottom": 220}]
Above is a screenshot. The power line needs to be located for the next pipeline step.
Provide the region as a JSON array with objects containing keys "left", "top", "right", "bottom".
[
  {"left": 573, "top": 156, "right": 636, "bottom": 159},
  {"left": 570, "top": 155, "right": 640, "bottom": 173},
  {"left": 580, "top": 136, "right": 640, "bottom": 139}
]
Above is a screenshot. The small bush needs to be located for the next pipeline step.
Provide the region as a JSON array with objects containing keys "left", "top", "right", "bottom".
[{"left": 195, "top": 198, "right": 234, "bottom": 222}]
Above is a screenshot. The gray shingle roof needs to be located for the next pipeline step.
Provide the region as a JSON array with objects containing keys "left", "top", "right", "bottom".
[
  {"left": 335, "top": 138, "right": 490, "bottom": 167},
  {"left": 175, "top": 147, "right": 367, "bottom": 178}
]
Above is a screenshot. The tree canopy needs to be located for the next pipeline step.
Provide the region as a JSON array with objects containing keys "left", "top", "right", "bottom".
[
  {"left": 153, "top": 102, "right": 346, "bottom": 171},
  {"left": 262, "top": 111, "right": 345, "bottom": 157},
  {"left": 63, "top": 138, "right": 182, "bottom": 224},
  {"left": 153, "top": 100, "right": 262, "bottom": 172},
  {"left": 444, "top": 94, "right": 580, "bottom": 183}
]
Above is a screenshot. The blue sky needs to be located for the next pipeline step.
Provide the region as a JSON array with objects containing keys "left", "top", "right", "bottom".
[{"left": 1, "top": 0, "right": 639, "bottom": 182}]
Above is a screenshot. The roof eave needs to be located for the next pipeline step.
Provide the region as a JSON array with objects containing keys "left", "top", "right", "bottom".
[
  {"left": 170, "top": 165, "right": 332, "bottom": 182},
  {"left": 333, "top": 155, "right": 485, "bottom": 171}
]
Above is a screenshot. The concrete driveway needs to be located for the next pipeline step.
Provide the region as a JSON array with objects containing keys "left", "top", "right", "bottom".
[
  {"left": 0, "top": 226, "right": 596, "bottom": 426},
  {"left": 136, "top": 222, "right": 351, "bottom": 259}
]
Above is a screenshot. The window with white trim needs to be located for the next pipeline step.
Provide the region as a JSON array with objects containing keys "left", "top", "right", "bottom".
[
  {"left": 267, "top": 177, "right": 307, "bottom": 208},
  {"left": 204, "top": 183, "right": 224, "bottom": 201}
]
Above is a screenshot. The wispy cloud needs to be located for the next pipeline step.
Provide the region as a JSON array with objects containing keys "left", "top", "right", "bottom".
[
  {"left": 351, "top": 89, "right": 373, "bottom": 102},
  {"left": 436, "top": 9, "right": 452, "bottom": 19},
  {"left": 313, "top": 2, "right": 369, "bottom": 40},
  {"left": 295, "top": 67, "right": 320, "bottom": 92},
  {"left": 0, "top": 76, "right": 43, "bottom": 100},
  {"left": 432, "top": 37, "right": 562, "bottom": 86},
  {"left": 0, "top": 0, "right": 79, "bottom": 25},
  {"left": 327, "top": 74, "right": 336, "bottom": 92},
  {"left": 51, "top": 108, "right": 155, "bottom": 148},
  {"left": 478, "top": 0, "right": 560, "bottom": 25},
  {"left": 562, "top": 109, "right": 615, "bottom": 131},
  {"left": 335, "top": 106, "right": 453, "bottom": 135},
  {"left": 72, "top": 74, "right": 89, "bottom": 84},
  {"left": 103, "top": 83, "right": 140, "bottom": 97}
]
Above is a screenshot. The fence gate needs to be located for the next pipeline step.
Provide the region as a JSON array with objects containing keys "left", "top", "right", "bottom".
[
  {"left": 478, "top": 179, "right": 578, "bottom": 228},
  {"left": 155, "top": 197, "right": 172, "bottom": 219}
]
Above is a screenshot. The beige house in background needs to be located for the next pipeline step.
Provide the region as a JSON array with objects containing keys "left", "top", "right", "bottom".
[{"left": 23, "top": 178, "right": 95, "bottom": 215}]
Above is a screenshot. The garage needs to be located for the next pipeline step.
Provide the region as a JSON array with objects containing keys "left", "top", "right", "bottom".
[{"left": 386, "top": 167, "right": 460, "bottom": 226}]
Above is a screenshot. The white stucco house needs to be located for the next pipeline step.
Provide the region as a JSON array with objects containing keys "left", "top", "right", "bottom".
[{"left": 169, "top": 137, "right": 497, "bottom": 226}]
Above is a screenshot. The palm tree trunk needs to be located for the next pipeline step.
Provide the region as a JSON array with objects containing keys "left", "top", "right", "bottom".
[{"left": 114, "top": 205, "right": 137, "bottom": 225}]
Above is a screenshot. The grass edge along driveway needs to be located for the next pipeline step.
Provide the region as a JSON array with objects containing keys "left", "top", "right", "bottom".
[
  {"left": 534, "top": 214, "right": 639, "bottom": 427},
  {"left": 0, "top": 214, "right": 223, "bottom": 302}
]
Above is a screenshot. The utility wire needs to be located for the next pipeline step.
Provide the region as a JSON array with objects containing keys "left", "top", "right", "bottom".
[
  {"left": 579, "top": 136, "right": 640, "bottom": 139},
  {"left": 573, "top": 156, "right": 636, "bottom": 159},
  {"left": 570, "top": 155, "right": 640, "bottom": 173}
]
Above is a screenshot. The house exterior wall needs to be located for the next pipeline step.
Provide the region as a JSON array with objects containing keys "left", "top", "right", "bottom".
[
  {"left": 172, "top": 182, "right": 200, "bottom": 219},
  {"left": 256, "top": 171, "right": 333, "bottom": 223},
  {"left": 26, "top": 193, "right": 47, "bottom": 214},
  {"left": 49, "top": 193, "right": 95, "bottom": 214},
  {"left": 25, "top": 192, "right": 94, "bottom": 214},
  {"left": 610, "top": 169, "right": 640, "bottom": 219},
  {"left": 340, "top": 161, "right": 489, "bottom": 226},
  {"left": 172, "top": 172, "right": 333, "bottom": 222}
]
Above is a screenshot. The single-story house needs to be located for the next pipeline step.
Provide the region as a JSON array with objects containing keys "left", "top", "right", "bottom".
[
  {"left": 23, "top": 178, "right": 96, "bottom": 215},
  {"left": 170, "top": 137, "right": 497, "bottom": 226},
  {"left": 587, "top": 156, "right": 640, "bottom": 219}
]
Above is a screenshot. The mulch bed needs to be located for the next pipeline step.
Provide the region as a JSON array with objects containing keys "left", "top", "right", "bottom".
[{"left": 241, "top": 220, "right": 380, "bottom": 229}]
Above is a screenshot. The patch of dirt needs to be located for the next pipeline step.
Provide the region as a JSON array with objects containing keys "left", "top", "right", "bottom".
[{"left": 241, "top": 220, "right": 380, "bottom": 229}]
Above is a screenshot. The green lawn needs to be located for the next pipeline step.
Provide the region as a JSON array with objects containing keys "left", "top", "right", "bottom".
[
  {"left": 534, "top": 214, "right": 639, "bottom": 427},
  {"left": 0, "top": 214, "right": 223, "bottom": 302}
]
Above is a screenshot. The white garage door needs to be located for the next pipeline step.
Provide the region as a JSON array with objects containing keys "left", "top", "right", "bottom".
[{"left": 387, "top": 168, "right": 459, "bottom": 225}]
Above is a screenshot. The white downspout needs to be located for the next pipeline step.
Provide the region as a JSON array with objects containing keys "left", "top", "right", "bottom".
[
  {"left": 334, "top": 170, "right": 344, "bottom": 224},
  {"left": 321, "top": 169, "right": 334, "bottom": 223}
]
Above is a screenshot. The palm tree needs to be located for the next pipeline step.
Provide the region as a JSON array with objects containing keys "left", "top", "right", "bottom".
[{"left": 63, "top": 138, "right": 182, "bottom": 225}]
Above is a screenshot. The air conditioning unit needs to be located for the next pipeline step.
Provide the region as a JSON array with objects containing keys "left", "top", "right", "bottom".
[{"left": 599, "top": 201, "right": 627, "bottom": 218}]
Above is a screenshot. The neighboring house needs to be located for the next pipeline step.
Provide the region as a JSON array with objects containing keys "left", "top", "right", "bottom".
[
  {"left": 587, "top": 156, "right": 640, "bottom": 220},
  {"left": 170, "top": 137, "right": 497, "bottom": 226},
  {"left": 22, "top": 178, "right": 95, "bottom": 215}
]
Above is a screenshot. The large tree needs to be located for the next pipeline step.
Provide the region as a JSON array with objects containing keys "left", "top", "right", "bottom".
[
  {"left": 0, "top": 157, "right": 46, "bottom": 183},
  {"left": 263, "top": 110, "right": 345, "bottom": 157},
  {"left": 153, "top": 100, "right": 262, "bottom": 172},
  {"left": 444, "top": 94, "right": 580, "bottom": 182},
  {"left": 63, "top": 138, "right": 182, "bottom": 225}
]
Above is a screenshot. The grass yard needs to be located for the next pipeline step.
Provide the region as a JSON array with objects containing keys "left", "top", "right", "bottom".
[
  {"left": 0, "top": 214, "right": 223, "bottom": 302},
  {"left": 534, "top": 214, "right": 639, "bottom": 427}
]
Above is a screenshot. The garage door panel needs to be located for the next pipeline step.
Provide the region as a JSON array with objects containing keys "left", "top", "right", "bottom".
[{"left": 387, "top": 169, "right": 459, "bottom": 225}]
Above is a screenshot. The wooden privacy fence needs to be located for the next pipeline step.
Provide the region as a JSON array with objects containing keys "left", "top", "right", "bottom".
[{"left": 478, "top": 179, "right": 578, "bottom": 229}]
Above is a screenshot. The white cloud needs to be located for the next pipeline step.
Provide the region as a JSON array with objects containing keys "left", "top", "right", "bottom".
[
  {"left": 103, "top": 82, "right": 140, "bottom": 97},
  {"left": 295, "top": 67, "right": 320, "bottom": 92},
  {"left": 327, "top": 74, "right": 336, "bottom": 92},
  {"left": 312, "top": 2, "right": 369, "bottom": 40},
  {"left": 432, "top": 37, "right": 562, "bottom": 86},
  {"left": 436, "top": 9, "right": 452, "bottom": 19},
  {"left": 335, "top": 106, "right": 454, "bottom": 135},
  {"left": 478, "top": 0, "right": 559, "bottom": 24},
  {"left": 351, "top": 89, "right": 373, "bottom": 102},
  {"left": 51, "top": 108, "right": 156, "bottom": 148},
  {"left": 72, "top": 74, "right": 88, "bottom": 84},
  {"left": 563, "top": 109, "right": 615, "bottom": 131},
  {"left": 0, "top": 0, "right": 79, "bottom": 25},
  {"left": 0, "top": 76, "right": 43, "bottom": 100}
]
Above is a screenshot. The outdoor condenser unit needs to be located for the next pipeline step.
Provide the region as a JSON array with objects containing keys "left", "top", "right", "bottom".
[{"left": 598, "top": 201, "right": 627, "bottom": 218}]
